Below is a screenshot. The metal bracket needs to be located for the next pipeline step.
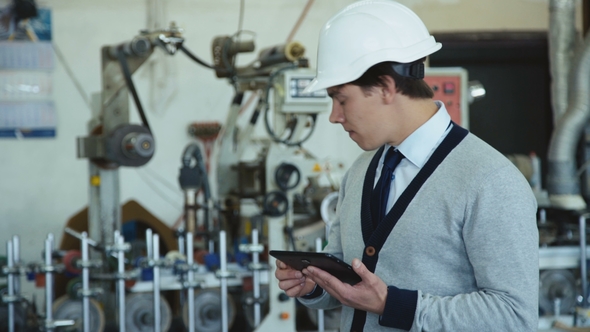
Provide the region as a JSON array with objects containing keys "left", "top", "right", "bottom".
[
  {"left": 106, "top": 242, "right": 131, "bottom": 253},
  {"left": 239, "top": 243, "right": 265, "bottom": 253},
  {"left": 215, "top": 270, "right": 236, "bottom": 279},
  {"left": 76, "top": 259, "right": 103, "bottom": 269},
  {"left": 1, "top": 294, "right": 19, "bottom": 304},
  {"left": 248, "top": 262, "right": 268, "bottom": 271},
  {"left": 45, "top": 319, "right": 76, "bottom": 329},
  {"left": 77, "top": 287, "right": 104, "bottom": 298}
]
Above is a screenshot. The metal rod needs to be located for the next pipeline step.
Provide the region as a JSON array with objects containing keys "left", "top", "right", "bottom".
[
  {"left": 187, "top": 232, "right": 195, "bottom": 332},
  {"left": 65, "top": 227, "right": 98, "bottom": 247},
  {"left": 208, "top": 239, "right": 214, "bottom": 254},
  {"left": 82, "top": 232, "right": 90, "bottom": 332},
  {"left": 220, "top": 230, "right": 229, "bottom": 332},
  {"left": 146, "top": 229, "right": 153, "bottom": 259},
  {"left": 178, "top": 227, "right": 185, "bottom": 257},
  {"left": 45, "top": 234, "right": 54, "bottom": 331},
  {"left": 116, "top": 232, "right": 126, "bottom": 332},
  {"left": 252, "top": 229, "right": 261, "bottom": 327},
  {"left": 581, "top": 215, "right": 588, "bottom": 308},
  {"left": 152, "top": 233, "right": 161, "bottom": 332},
  {"left": 316, "top": 237, "right": 324, "bottom": 332},
  {"left": 7, "top": 240, "right": 14, "bottom": 332},
  {"left": 185, "top": 189, "right": 197, "bottom": 234},
  {"left": 12, "top": 235, "right": 20, "bottom": 295}
]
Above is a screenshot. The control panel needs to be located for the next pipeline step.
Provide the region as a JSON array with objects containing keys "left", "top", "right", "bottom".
[{"left": 424, "top": 67, "right": 469, "bottom": 129}]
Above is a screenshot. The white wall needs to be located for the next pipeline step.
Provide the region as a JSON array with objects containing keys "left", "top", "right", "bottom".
[{"left": 0, "top": 0, "right": 577, "bottom": 291}]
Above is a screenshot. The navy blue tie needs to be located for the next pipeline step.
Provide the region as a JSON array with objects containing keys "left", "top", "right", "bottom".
[{"left": 372, "top": 148, "right": 404, "bottom": 227}]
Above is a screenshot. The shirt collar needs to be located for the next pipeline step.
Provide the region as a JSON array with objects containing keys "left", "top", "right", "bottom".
[{"left": 389, "top": 101, "right": 451, "bottom": 168}]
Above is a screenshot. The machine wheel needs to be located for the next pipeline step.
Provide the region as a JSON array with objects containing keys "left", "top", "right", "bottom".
[
  {"left": 52, "top": 295, "right": 105, "bottom": 332},
  {"left": 183, "top": 288, "right": 236, "bottom": 332},
  {"left": 125, "top": 292, "right": 172, "bottom": 331},
  {"left": 539, "top": 269, "right": 577, "bottom": 315},
  {"left": 320, "top": 191, "right": 339, "bottom": 226},
  {"left": 274, "top": 163, "right": 301, "bottom": 191},
  {"left": 262, "top": 191, "right": 289, "bottom": 217},
  {"left": 241, "top": 286, "right": 269, "bottom": 329}
]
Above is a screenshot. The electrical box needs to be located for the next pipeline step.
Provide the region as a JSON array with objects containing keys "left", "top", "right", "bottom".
[
  {"left": 424, "top": 67, "right": 469, "bottom": 129},
  {"left": 273, "top": 68, "right": 331, "bottom": 114}
]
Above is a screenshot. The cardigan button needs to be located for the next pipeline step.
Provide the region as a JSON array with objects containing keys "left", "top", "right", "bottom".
[{"left": 365, "top": 246, "right": 376, "bottom": 256}]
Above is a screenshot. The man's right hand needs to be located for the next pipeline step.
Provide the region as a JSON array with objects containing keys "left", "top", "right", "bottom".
[{"left": 275, "top": 259, "right": 317, "bottom": 297}]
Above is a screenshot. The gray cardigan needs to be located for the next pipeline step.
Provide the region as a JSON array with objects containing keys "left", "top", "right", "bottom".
[{"left": 299, "top": 131, "right": 539, "bottom": 331}]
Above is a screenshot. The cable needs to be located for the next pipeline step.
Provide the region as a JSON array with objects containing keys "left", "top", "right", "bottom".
[
  {"left": 116, "top": 47, "right": 152, "bottom": 133},
  {"left": 142, "top": 166, "right": 181, "bottom": 193},
  {"left": 179, "top": 44, "right": 214, "bottom": 69},
  {"left": 285, "top": 226, "right": 297, "bottom": 250},
  {"left": 261, "top": 64, "right": 319, "bottom": 146},
  {"left": 51, "top": 43, "right": 92, "bottom": 112},
  {"left": 232, "top": 0, "right": 246, "bottom": 73},
  {"left": 137, "top": 170, "right": 183, "bottom": 211},
  {"left": 237, "top": 0, "right": 245, "bottom": 37}
]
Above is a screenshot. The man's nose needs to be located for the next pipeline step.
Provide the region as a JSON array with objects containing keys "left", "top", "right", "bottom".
[{"left": 329, "top": 103, "right": 342, "bottom": 123}]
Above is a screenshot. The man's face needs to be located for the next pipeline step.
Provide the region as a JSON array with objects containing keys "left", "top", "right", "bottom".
[{"left": 327, "top": 84, "right": 396, "bottom": 151}]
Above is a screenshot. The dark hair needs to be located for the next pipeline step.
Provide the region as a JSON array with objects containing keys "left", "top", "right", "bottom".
[{"left": 349, "top": 61, "right": 434, "bottom": 99}]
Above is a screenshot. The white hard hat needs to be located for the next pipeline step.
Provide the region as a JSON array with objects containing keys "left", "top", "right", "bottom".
[{"left": 304, "top": 0, "right": 442, "bottom": 93}]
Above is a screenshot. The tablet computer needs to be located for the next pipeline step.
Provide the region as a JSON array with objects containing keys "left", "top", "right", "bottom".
[{"left": 269, "top": 250, "right": 361, "bottom": 285}]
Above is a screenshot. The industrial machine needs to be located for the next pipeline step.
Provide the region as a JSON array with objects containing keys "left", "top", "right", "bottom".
[
  {"left": 209, "top": 33, "right": 336, "bottom": 331},
  {"left": 0, "top": 23, "right": 338, "bottom": 331},
  {"left": 6, "top": 2, "right": 590, "bottom": 332}
]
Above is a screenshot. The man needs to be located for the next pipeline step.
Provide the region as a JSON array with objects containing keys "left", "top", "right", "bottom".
[{"left": 275, "top": 1, "right": 539, "bottom": 331}]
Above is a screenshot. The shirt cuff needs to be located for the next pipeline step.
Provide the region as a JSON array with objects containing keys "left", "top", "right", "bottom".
[
  {"left": 378, "top": 285, "right": 418, "bottom": 330},
  {"left": 300, "top": 284, "right": 324, "bottom": 299}
]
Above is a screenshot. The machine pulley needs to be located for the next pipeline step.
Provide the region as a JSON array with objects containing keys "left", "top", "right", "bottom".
[
  {"left": 125, "top": 293, "right": 172, "bottom": 332},
  {"left": 183, "top": 288, "right": 236, "bottom": 332}
]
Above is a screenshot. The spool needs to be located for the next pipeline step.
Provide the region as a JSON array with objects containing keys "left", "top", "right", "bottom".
[
  {"left": 63, "top": 250, "right": 82, "bottom": 275},
  {"left": 65, "top": 277, "right": 83, "bottom": 300},
  {"left": 125, "top": 292, "right": 172, "bottom": 331},
  {"left": 52, "top": 295, "right": 105, "bottom": 332},
  {"left": 182, "top": 288, "right": 236, "bottom": 332}
]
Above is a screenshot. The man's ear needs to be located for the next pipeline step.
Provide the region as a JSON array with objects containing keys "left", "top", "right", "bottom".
[{"left": 379, "top": 75, "right": 397, "bottom": 104}]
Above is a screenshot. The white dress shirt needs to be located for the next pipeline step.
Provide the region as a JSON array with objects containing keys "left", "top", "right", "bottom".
[{"left": 374, "top": 101, "right": 452, "bottom": 214}]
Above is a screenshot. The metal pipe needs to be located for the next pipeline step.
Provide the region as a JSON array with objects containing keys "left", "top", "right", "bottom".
[
  {"left": 580, "top": 215, "right": 588, "bottom": 308},
  {"left": 116, "top": 232, "right": 126, "bottom": 332},
  {"left": 181, "top": 143, "right": 211, "bottom": 232},
  {"left": 252, "top": 229, "right": 261, "bottom": 327},
  {"left": 146, "top": 229, "right": 153, "bottom": 259},
  {"left": 185, "top": 189, "right": 197, "bottom": 234},
  {"left": 547, "top": 4, "right": 590, "bottom": 209},
  {"left": 316, "top": 237, "right": 324, "bottom": 332},
  {"left": 12, "top": 235, "right": 20, "bottom": 295},
  {"left": 549, "top": 0, "right": 576, "bottom": 124},
  {"left": 82, "top": 232, "right": 90, "bottom": 332},
  {"left": 178, "top": 227, "right": 186, "bottom": 257},
  {"left": 187, "top": 232, "right": 195, "bottom": 332},
  {"left": 220, "top": 231, "right": 229, "bottom": 332},
  {"left": 152, "top": 233, "right": 161, "bottom": 332},
  {"left": 7, "top": 240, "right": 14, "bottom": 332},
  {"left": 45, "top": 234, "right": 54, "bottom": 331}
]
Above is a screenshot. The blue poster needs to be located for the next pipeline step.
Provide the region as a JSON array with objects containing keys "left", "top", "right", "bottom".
[{"left": 0, "top": 4, "right": 51, "bottom": 41}]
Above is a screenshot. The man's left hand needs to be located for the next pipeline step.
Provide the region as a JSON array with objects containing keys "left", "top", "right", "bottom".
[{"left": 302, "top": 258, "right": 387, "bottom": 315}]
